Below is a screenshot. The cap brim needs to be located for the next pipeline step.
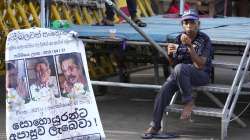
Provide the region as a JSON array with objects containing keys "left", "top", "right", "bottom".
[{"left": 181, "top": 16, "right": 199, "bottom": 21}]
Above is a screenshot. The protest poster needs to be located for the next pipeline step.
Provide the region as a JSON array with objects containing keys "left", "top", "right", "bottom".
[{"left": 5, "top": 28, "right": 105, "bottom": 140}]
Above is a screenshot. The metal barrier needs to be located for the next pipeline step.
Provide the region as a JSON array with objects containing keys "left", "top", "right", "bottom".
[{"left": 0, "top": 0, "right": 154, "bottom": 77}]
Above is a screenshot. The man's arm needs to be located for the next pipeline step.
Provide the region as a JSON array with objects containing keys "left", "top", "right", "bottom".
[
  {"left": 188, "top": 45, "right": 206, "bottom": 69},
  {"left": 181, "top": 34, "right": 206, "bottom": 69}
]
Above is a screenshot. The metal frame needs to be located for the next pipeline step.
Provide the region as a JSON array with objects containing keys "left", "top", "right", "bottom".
[
  {"left": 221, "top": 41, "right": 250, "bottom": 139},
  {"left": 103, "top": 0, "right": 169, "bottom": 60}
]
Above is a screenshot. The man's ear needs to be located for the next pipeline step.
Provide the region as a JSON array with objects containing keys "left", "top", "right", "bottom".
[{"left": 181, "top": 21, "right": 184, "bottom": 26}]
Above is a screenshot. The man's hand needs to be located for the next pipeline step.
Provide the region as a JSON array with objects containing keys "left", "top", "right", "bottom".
[
  {"left": 181, "top": 34, "right": 206, "bottom": 69},
  {"left": 180, "top": 34, "right": 192, "bottom": 47},
  {"left": 166, "top": 43, "right": 178, "bottom": 65},
  {"left": 167, "top": 43, "right": 178, "bottom": 56}
]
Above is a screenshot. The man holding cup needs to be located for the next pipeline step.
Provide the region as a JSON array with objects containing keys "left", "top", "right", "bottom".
[{"left": 142, "top": 9, "right": 213, "bottom": 138}]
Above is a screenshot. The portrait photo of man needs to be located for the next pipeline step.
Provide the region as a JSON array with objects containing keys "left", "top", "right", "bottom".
[
  {"left": 27, "top": 56, "right": 60, "bottom": 101},
  {"left": 57, "top": 53, "right": 88, "bottom": 98},
  {"left": 6, "top": 60, "right": 30, "bottom": 109}
]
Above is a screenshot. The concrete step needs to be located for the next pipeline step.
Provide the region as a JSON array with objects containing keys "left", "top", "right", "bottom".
[{"left": 166, "top": 104, "right": 223, "bottom": 118}]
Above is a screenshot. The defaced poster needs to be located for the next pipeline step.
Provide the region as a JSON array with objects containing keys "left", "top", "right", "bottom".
[{"left": 5, "top": 28, "right": 105, "bottom": 140}]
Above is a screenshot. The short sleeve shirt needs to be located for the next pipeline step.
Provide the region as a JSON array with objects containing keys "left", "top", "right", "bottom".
[{"left": 173, "top": 31, "right": 213, "bottom": 74}]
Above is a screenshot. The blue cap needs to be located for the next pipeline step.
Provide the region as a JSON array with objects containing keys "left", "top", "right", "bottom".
[{"left": 181, "top": 10, "right": 199, "bottom": 21}]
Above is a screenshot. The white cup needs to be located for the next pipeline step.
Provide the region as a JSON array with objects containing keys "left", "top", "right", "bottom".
[
  {"left": 173, "top": 44, "right": 179, "bottom": 56},
  {"left": 109, "top": 29, "right": 116, "bottom": 38}
]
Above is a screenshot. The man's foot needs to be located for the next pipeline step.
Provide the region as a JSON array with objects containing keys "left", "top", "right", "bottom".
[
  {"left": 96, "top": 18, "right": 114, "bottom": 26},
  {"left": 141, "top": 127, "right": 160, "bottom": 139},
  {"left": 132, "top": 17, "right": 147, "bottom": 27},
  {"left": 145, "top": 127, "right": 160, "bottom": 134},
  {"left": 180, "top": 100, "right": 194, "bottom": 120}
]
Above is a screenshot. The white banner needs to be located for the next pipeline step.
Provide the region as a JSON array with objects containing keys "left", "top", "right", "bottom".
[{"left": 5, "top": 28, "right": 105, "bottom": 140}]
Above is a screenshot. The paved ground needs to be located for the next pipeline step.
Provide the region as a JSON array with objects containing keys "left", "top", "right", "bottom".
[
  {"left": 1, "top": 55, "right": 250, "bottom": 140},
  {"left": 96, "top": 89, "right": 250, "bottom": 140}
]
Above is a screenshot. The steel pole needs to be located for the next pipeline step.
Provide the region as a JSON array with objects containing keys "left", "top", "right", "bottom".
[
  {"left": 40, "top": 0, "right": 46, "bottom": 28},
  {"left": 45, "top": 0, "right": 51, "bottom": 28},
  {"left": 179, "top": 0, "right": 185, "bottom": 16},
  {"left": 224, "top": 0, "right": 228, "bottom": 16}
]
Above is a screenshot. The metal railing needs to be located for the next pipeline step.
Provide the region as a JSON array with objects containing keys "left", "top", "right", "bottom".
[{"left": 221, "top": 41, "right": 250, "bottom": 139}]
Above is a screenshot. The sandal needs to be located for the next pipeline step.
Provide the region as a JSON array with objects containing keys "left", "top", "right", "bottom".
[
  {"left": 141, "top": 127, "right": 178, "bottom": 139},
  {"left": 141, "top": 133, "right": 153, "bottom": 139},
  {"left": 133, "top": 19, "right": 147, "bottom": 27}
]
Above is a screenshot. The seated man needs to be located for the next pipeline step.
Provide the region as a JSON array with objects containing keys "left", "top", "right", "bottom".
[
  {"left": 100, "top": 0, "right": 147, "bottom": 27},
  {"left": 142, "top": 9, "right": 213, "bottom": 138}
]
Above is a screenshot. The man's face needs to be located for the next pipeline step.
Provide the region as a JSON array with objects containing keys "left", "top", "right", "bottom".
[
  {"left": 35, "top": 63, "right": 51, "bottom": 85},
  {"left": 61, "top": 58, "right": 82, "bottom": 85},
  {"left": 6, "top": 68, "right": 18, "bottom": 88},
  {"left": 182, "top": 19, "right": 199, "bottom": 35}
]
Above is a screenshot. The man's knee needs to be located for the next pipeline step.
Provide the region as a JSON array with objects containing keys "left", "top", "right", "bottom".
[
  {"left": 174, "top": 64, "right": 190, "bottom": 75},
  {"left": 174, "top": 64, "right": 192, "bottom": 76}
]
